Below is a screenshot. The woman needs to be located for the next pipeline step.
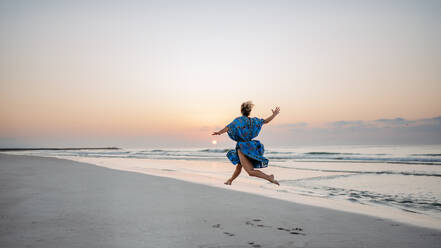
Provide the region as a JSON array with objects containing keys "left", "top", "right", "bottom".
[{"left": 212, "top": 101, "right": 280, "bottom": 186}]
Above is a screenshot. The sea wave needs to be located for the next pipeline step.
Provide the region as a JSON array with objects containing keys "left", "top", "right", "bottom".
[
  {"left": 3, "top": 146, "right": 441, "bottom": 165},
  {"left": 198, "top": 148, "right": 231, "bottom": 153},
  {"left": 411, "top": 153, "right": 441, "bottom": 157},
  {"left": 269, "top": 164, "right": 441, "bottom": 178},
  {"left": 304, "top": 152, "right": 361, "bottom": 155},
  {"left": 283, "top": 178, "right": 441, "bottom": 213}
]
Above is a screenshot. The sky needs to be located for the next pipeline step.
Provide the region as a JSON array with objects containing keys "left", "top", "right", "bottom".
[{"left": 1, "top": 0, "right": 440, "bottom": 148}]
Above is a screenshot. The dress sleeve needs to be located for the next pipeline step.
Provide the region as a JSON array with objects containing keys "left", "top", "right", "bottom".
[
  {"left": 226, "top": 118, "right": 237, "bottom": 135},
  {"left": 227, "top": 120, "right": 235, "bottom": 130},
  {"left": 257, "top": 118, "right": 265, "bottom": 126},
  {"left": 226, "top": 118, "right": 239, "bottom": 141}
]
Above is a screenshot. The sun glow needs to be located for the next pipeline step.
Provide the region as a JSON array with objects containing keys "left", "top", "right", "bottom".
[{"left": 212, "top": 140, "right": 217, "bottom": 145}]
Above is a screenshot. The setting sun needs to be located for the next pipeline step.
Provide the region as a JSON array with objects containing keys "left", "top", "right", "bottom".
[{"left": 212, "top": 140, "right": 217, "bottom": 145}]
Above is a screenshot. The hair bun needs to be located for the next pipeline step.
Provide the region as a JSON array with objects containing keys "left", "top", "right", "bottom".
[{"left": 241, "top": 101, "right": 254, "bottom": 117}]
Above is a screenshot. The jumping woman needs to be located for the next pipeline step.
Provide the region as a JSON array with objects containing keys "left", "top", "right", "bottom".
[{"left": 212, "top": 101, "right": 280, "bottom": 186}]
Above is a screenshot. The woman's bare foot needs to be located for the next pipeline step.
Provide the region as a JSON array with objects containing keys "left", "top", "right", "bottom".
[
  {"left": 269, "top": 174, "right": 280, "bottom": 186},
  {"left": 224, "top": 179, "right": 233, "bottom": 185}
]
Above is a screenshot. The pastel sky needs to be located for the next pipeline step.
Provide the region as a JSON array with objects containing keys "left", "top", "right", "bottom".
[{"left": 1, "top": 0, "right": 440, "bottom": 148}]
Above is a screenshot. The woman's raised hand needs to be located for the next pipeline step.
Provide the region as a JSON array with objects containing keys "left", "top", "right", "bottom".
[
  {"left": 212, "top": 131, "right": 220, "bottom": 135},
  {"left": 272, "top": 107, "right": 280, "bottom": 115}
]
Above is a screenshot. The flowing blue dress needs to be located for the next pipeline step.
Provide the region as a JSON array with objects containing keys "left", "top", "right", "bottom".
[{"left": 226, "top": 116, "right": 269, "bottom": 168}]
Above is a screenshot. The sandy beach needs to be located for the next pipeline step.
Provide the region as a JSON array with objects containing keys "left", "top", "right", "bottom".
[{"left": 1, "top": 153, "right": 440, "bottom": 248}]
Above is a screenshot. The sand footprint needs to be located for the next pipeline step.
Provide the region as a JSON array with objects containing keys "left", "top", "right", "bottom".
[
  {"left": 248, "top": 241, "right": 261, "bottom": 248},
  {"left": 246, "top": 218, "right": 271, "bottom": 228},
  {"left": 211, "top": 223, "right": 236, "bottom": 237},
  {"left": 277, "top": 226, "right": 305, "bottom": 235},
  {"left": 212, "top": 224, "right": 221, "bottom": 228},
  {"left": 223, "top": 231, "right": 235, "bottom": 237}
]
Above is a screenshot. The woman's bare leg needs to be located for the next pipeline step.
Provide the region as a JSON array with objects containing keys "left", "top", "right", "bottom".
[
  {"left": 238, "top": 149, "right": 279, "bottom": 185},
  {"left": 225, "top": 163, "right": 242, "bottom": 185}
]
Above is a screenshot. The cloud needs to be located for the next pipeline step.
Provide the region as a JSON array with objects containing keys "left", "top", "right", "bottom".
[
  {"left": 375, "top": 117, "right": 406, "bottom": 123},
  {"left": 264, "top": 116, "right": 441, "bottom": 145},
  {"left": 276, "top": 122, "right": 308, "bottom": 129},
  {"left": 326, "top": 116, "right": 441, "bottom": 129},
  {"left": 418, "top": 116, "right": 441, "bottom": 125},
  {"left": 374, "top": 117, "right": 414, "bottom": 127},
  {"left": 329, "top": 120, "right": 365, "bottom": 128}
]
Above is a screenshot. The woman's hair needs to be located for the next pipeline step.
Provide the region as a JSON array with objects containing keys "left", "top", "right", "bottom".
[{"left": 241, "top": 101, "right": 254, "bottom": 117}]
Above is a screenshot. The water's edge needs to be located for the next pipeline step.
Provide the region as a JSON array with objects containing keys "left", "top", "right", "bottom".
[{"left": 5, "top": 152, "right": 439, "bottom": 231}]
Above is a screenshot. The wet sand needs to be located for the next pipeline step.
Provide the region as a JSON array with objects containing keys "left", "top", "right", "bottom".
[{"left": 1, "top": 154, "right": 440, "bottom": 248}]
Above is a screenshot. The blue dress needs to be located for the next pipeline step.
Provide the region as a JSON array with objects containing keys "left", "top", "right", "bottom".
[{"left": 226, "top": 116, "right": 269, "bottom": 168}]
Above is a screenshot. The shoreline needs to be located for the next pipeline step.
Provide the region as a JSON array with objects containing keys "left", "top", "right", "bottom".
[
  {"left": 1, "top": 153, "right": 440, "bottom": 247},
  {"left": 0, "top": 147, "right": 120, "bottom": 151},
  {"left": 27, "top": 153, "right": 441, "bottom": 231}
]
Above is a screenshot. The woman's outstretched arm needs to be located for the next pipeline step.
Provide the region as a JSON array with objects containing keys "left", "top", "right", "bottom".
[
  {"left": 212, "top": 126, "right": 229, "bottom": 135},
  {"left": 263, "top": 106, "right": 280, "bottom": 124}
]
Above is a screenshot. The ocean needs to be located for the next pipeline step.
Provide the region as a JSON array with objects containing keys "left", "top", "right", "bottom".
[{"left": 4, "top": 144, "right": 441, "bottom": 229}]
